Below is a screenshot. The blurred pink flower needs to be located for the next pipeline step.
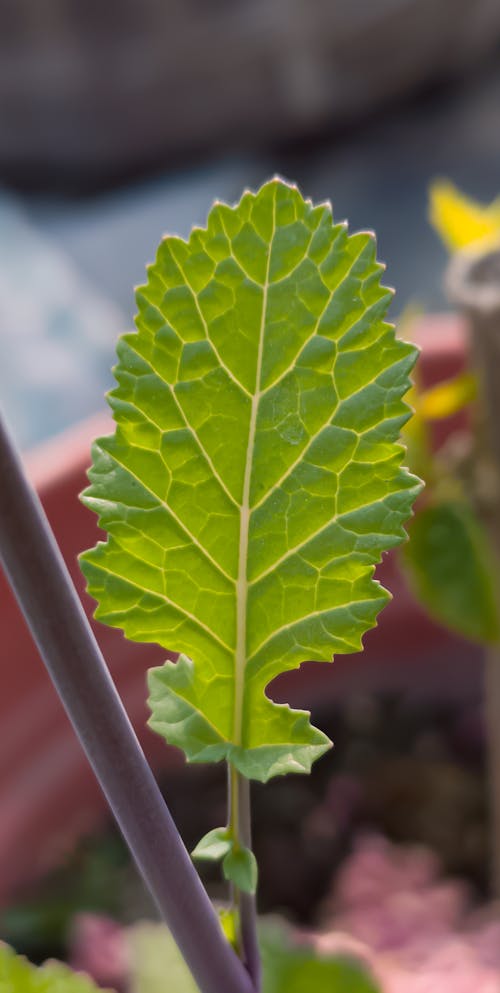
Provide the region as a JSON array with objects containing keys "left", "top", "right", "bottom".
[
  {"left": 69, "top": 913, "right": 129, "bottom": 990},
  {"left": 314, "top": 834, "right": 500, "bottom": 993}
]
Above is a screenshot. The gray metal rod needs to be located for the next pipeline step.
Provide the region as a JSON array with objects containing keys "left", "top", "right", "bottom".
[{"left": 0, "top": 412, "right": 254, "bottom": 993}]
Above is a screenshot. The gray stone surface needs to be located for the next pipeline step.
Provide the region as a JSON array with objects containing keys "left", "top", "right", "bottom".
[{"left": 1, "top": 0, "right": 499, "bottom": 180}]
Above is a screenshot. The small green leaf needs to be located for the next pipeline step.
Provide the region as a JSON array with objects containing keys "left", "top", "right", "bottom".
[
  {"left": 0, "top": 942, "right": 110, "bottom": 992},
  {"left": 191, "top": 827, "right": 231, "bottom": 861},
  {"left": 81, "top": 178, "right": 421, "bottom": 783},
  {"left": 222, "top": 846, "right": 258, "bottom": 894},
  {"left": 192, "top": 827, "right": 258, "bottom": 893},
  {"left": 403, "top": 500, "right": 500, "bottom": 644}
]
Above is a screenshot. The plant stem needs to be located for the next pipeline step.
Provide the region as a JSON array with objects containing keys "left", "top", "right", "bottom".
[
  {"left": 229, "top": 765, "right": 261, "bottom": 990},
  {"left": 0, "top": 412, "right": 254, "bottom": 993},
  {"left": 484, "top": 647, "right": 500, "bottom": 895},
  {"left": 448, "top": 247, "right": 500, "bottom": 896}
]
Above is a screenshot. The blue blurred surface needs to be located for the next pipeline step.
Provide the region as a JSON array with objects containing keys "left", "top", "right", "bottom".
[{"left": 2, "top": 63, "right": 500, "bottom": 450}]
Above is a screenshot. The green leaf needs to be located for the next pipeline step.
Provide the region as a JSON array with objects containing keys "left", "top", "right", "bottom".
[
  {"left": 191, "top": 827, "right": 232, "bottom": 861},
  {"left": 0, "top": 942, "right": 110, "bottom": 992},
  {"left": 403, "top": 500, "right": 500, "bottom": 644},
  {"left": 222, "top": 846, "right": 258, "bottom": 895},
  {"left": 128, "top": 924, "right": 199, "bottom": 993},
  {"left": 80, "top": 178, "right": 421, "bottom": 782},
  {"left": 192, "top": 827, "right": 258, "bottom": 893}
]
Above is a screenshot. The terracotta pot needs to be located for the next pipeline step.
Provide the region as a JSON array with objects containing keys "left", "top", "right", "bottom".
[{"left": 0, "top": 314, "right": 481, "bottom": 901}]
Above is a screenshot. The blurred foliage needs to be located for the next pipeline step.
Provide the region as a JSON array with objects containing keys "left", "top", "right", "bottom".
[
  {"left": 402, "top": 356, "right": 500, "bottom": 644},
  {"left": 0, "top": 942, "right": 110, "bottom": 992},
  {"left": 127, "top": 919, "right": 380, "bottom": 993},
  {"left": 404, "top": 501, "right": 500, "bottom": 643},
  {"left": 260, "top": 921, "right": 380, "bottom": 993},
  {"left": 128, "top": 923, "right": 198, "bottom": 993},
  {"left": 400, "top": 181, "right": 500, "bottom": 645},
  {"left": 0, "top": 833, "right": 130, "bottom": 962}
]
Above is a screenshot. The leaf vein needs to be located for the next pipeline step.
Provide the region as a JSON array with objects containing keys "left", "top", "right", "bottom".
[
  {"left": 246, "top": 598, "right": 377, "bottom": 666},
  {"left": 259, "top": 234, "right": 376, "bottom": 398},
  {"left": 252, "top": 359, "right": 410, "bottom": 513},
  {"left": 103, "top": 448, "right": 236, "bottom": 583},
  {"left": 93, "top": 559, "right": 234, "bottom": 656},
  {"left": 122, "top": 337, "right": 240, "bottom": 508},
  {"left": 162, "top": 247, "right": 252, "bottom": 398}
]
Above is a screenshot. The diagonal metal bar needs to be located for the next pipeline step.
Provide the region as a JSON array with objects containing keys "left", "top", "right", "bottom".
[{"left": 0, "top": 412, "right": 255, "bottom": 993}]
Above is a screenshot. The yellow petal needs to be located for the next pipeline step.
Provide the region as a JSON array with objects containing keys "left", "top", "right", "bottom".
[
  {"left": 419, "top": 371, "right": 477, "bottom": 421},
  {"left": 429, "top": 180, "right": 500, "bottom": 253}
]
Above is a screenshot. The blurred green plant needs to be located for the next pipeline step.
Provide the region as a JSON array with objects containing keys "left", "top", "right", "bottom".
[
  {"left": 401, "top": 182, "right": 500, "bottom": 646},
  {"left": 404, "top": 501, "right": 499, "bottom": 643},
  {"left": 0, "top": 833, "right": 129, "bottom": 963},
  {"left": 0, "top": 942, "right": 110, "bottom": 993},
  {"left": 402, "top": 179, "right": 500, "bottom": 898},
  {"left": 128, "top": 920, "right": 380, "bottom": 993}
]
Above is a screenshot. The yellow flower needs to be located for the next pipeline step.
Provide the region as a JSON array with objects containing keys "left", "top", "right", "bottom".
[{"left": 429, "top": 180, "right": 500, "bottom": 253}]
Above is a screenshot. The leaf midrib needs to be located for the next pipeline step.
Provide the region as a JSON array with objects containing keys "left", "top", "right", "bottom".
[{"left": 233, "top": 190, "right": 277, "bottom": 747}]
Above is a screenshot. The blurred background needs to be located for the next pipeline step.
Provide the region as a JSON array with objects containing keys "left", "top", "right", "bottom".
[
  {"left": 1, "top": 0, "right": 500, "bottom": 448},
  {"left": 2, "top": 4, "right": 500, "bottom": 991}
]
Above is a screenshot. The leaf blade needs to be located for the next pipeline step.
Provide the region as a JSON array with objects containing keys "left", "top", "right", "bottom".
[
  {"left": 222, "top": 847, "right": 258, "bottom": 895},
  {"left": 81, "top": 179, "right": 421, "bottom": 782},
  {"left": 191, "top": 827, "right": 232, "bottom": 861}
]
